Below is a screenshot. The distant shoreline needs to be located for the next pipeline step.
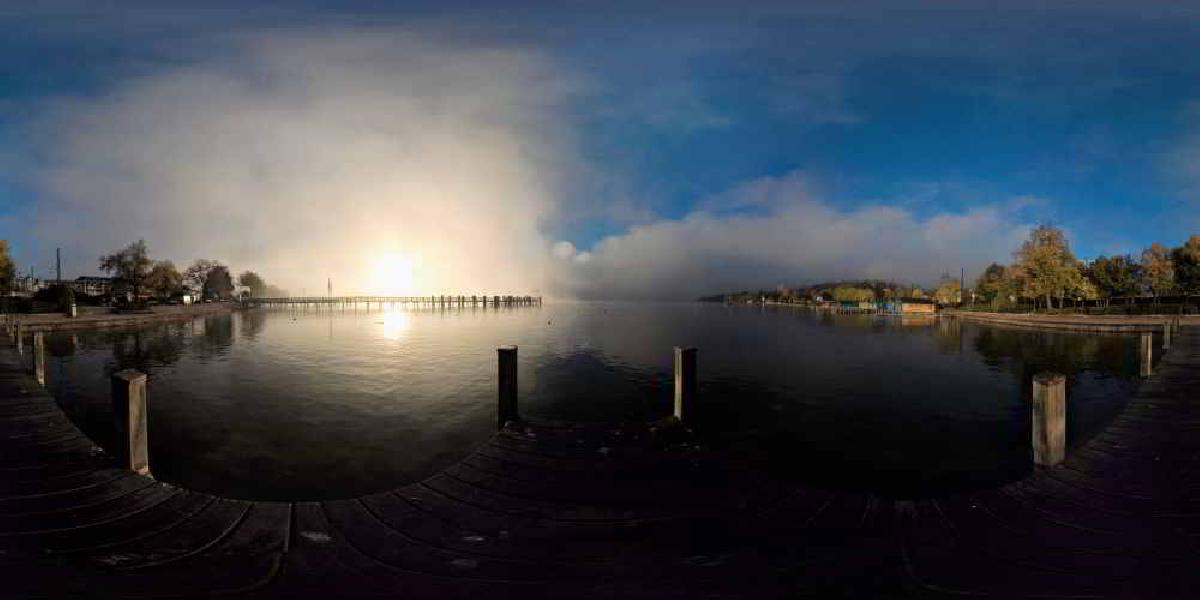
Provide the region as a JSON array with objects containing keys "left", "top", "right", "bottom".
[
  {"left": 748, "top": 302, "right": 1197, "bottom": 332},
  {"left": 11, "top": 303, "right": 236, "bottom": 333}
]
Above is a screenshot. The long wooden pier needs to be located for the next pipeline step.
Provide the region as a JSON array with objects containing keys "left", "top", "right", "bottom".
[
  {"left": 1, "top": 326, "right": 1198, "bottom": 597},
  {"left": 248, "top": 295, "right": 541, "bottom": 309}
]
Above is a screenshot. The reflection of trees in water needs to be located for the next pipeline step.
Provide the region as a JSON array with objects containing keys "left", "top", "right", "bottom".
[
  {"left": 108, "top": 323, "right": 188, "bottom": 374},
  {"left": 239, "top": 309, "right": 267, "bottom": 340},
  {"left": 971, "top": 327, "right": 1130, "bottom": 382},
  {"left": 191, "top": 314, "right": 234, "bottom": 357}
]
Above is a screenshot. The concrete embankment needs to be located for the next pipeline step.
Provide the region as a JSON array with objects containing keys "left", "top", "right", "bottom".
[
  {"left": 946, "top": 310, "right": 1197, "bottom": 332},
  {"left": 9, "top": 303, "right": 236, "bottom": 332}
]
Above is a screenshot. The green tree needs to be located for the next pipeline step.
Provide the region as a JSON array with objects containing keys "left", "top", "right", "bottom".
[
  {"left": 237, "top": 271, "right": 267, "bottom": 296},
  {"left": 203, "top": 265, "right": 234, "bottom": 299},
  {"left": 1011, "top": 225, "right": 1082, "bottom": 309},
  {"left": 0, "top": 240, "right": 14, "bottom": 292},
  {"left": 1171, "top": 235, "right": 1200, "bottom": 295},
  {"left": 99, "top": 239, "right": 153, "bottom": 299},
  {"left": 145, "top": 261, "right": 183, "bottom": 299},
  {"left": 974, "top": 263, "right": 1018, "bottom": 309},
  {"left": 1139, "top": 242, "right": 1175, "bottom": 297},
  {"left": 1086, "top": 255, "right": 1140, "bottom": 306}
]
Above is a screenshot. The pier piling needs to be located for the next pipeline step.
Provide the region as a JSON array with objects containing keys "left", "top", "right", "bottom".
[
  {"left": 1164, "top": 321, "right": 1173, "bottom": 350},
  {"left": 33, "top": 332, "right": 45, "bottom": 386},
  {"left": 673, "top": 347, "right": 697, "bottom": 424},
  {"left": 1032, "top": 372, "right": 1066, "bottom": 466},
  {"left": 111, "top": 369, "right": 150, "bottom": 476},
  {"left": 497, "top": 346, "right": 519, "bottom": 429},
  {"left": 1140, "top": 332, "right": 1154, "bottom": 377}
]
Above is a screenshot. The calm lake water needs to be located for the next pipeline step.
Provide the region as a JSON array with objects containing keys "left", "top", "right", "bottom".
[{"left": 41, "top": 303, "right": 1146, "bottom": 500}]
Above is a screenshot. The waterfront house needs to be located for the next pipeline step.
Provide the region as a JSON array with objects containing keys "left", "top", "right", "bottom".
[
  {"left": 881, "top": 298, "right": 937, "bottom": 315},
  {"left": 69, "top": 276, "right": 115, "bottom": 297},
  {"left": 900, "top": 298, "right": 937, "bottom": 314}
]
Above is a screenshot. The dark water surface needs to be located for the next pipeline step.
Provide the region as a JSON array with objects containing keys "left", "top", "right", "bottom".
[{"left": 42, "top": 303, "right": 1146, "bottom": 500}]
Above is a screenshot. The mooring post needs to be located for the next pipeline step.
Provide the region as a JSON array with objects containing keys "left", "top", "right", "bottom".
[
  {"left": 673, "top": 347, "right": 697, "bottom": 423},
  {"left": 15, "top": 323, "right": 22, "bottom": 355},
  {"left": 1032, "top": 372, "right": 1066, "bottom": 467},
  {"left": 111, "top": 369, "right": 150, "bottom": 476},
  {"left": 1140, "top": 332, "right": 1153, "bottom": 377},
  {"left": 497, "top": 346, "right": 519, "bottom": 429},
  {"left": 1163, "top": 320, "right": 1172, "bottom": 350},
  {"left": 33, "top": 332, "right": 45, "bottom": 386}
]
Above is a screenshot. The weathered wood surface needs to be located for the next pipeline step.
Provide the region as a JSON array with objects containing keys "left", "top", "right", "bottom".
[
  {"left": 1, "top": 329, "right": 1198, "bottom": 598},
  {"left": 249, "top": 295, "right": 542, "bottom": 308}
]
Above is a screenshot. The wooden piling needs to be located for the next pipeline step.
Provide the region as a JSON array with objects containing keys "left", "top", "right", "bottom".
[
  {"left": 15, "top": 324, "right": 22, "bottom": 355},
  {"left": 1032, "top": 372, "right": 1066, "bottom": 466},
  {"left": 111, "top": 370, "right": 150, "bottom": 476},
  {"left": 1164, "top": 321, "right": 1173, "bottom": 350},
  {"left": 497, "top": 346, "right": 519, "bottom": 429},
  {"left": 33, "top": 332, "right": 45, "bottom": 386},
  {"left": 1141, "top": 332, "right": 1153, "bottom": 377},
  {"left": 673, "top": 347, "right": 697, "bottom": 423}
]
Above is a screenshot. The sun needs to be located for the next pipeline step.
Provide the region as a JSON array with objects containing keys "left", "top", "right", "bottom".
[{"left": 367, "top": 252, "right": 417, "bottom": 296}]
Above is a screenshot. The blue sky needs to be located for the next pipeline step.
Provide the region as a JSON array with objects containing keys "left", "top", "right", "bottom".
[{"left": 2, "top": 2, "right": 1199, "bottom": 296}]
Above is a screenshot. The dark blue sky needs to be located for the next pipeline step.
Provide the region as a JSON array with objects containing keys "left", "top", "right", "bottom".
[{"left": 3, "top": 1, "right": 1199, "bottom": 294}]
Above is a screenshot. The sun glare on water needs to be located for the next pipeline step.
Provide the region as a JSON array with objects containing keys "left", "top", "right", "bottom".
[{"left": 381, "top": 310, "right": 411, "bottom": 340}]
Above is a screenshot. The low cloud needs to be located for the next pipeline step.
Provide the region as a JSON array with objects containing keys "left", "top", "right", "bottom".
[
  {"left": 28, "top": 27, "right": 578, "bottom": 294},
  {"left": 551, "top": 173, "right": 1032, "bottom": 300}
]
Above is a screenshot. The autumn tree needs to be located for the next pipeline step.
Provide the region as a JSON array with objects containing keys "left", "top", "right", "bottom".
[
  {"left": 145, "top": 261, "right": 183, "bottom": 299},
  {"left": 1086, "top": 255, "right": 1140, "bottom": 306},
  {"left": 933, "top": 278, "right": 962, "bottom": 305},
  {"left": 0, "top": 240, "right": 14, "bottom": 292},
  {"left": 237, "top": 271, "right": 267, "bottom": 297},
  {"left": 832, "top": 286, "right": 874, "bottom": 302},
  {"left": 1171, "top": 235, "right": 1200, "bottom": 295},
  {"left": 1139, "top": 242, "right": 1175, "bottom": 297},
  {"left": 99, "top": 239, "right": 153, "bottom": 299},
  {"left": 1011, "top": 225, "right": 1082, "bottom": 310}
]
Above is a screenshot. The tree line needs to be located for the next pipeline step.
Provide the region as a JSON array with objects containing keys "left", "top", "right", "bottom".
[
  {"left": 96, "top": 239, "right": 287, "bottom": 301},
  {"left": 974, "top": 226, "right": 1200, "bottom": 310},
  {"left": 699, "top": 225, "right": 1200, "bottom": 310}
]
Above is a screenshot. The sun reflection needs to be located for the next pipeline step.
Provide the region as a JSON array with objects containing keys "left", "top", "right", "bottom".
[{"left": 381, "top": 310, "right": 411, "bottom": 340}]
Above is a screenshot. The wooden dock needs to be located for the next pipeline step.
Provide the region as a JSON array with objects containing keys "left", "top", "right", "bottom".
[
  {"left": 248, "top": 295, "right": 541, "bottom": 309},
  {"left": 1, "top": 328, "right": 1198, "bottom": 597}
]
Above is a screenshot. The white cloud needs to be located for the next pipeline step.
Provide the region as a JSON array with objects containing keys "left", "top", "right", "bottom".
[{"left": 551, "top": 173, "right": 1032, "bottom": 300}]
